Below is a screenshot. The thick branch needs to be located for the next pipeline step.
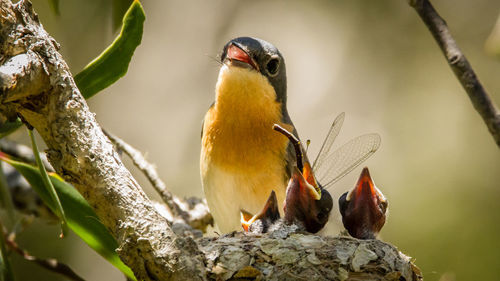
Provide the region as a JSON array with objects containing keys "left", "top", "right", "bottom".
[
  {"left": 408, "top": 0, "right": 500, "bottom": 148},
  {"left": 0, "top": 1, "right": 422, "bottom": 280},
  {"left": 0, "top": 1, "right": 204, "bottom": 280},
  {"left": 0, "top": 52, "right": 50, "bottom": 103}
]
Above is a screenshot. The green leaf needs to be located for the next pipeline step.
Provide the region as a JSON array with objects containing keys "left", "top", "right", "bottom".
[
  {"left": 74, "top": 0, "right": 145, "bottom": 99},
  {"left": 112, "top": 0, "right": 134, "bottom": 32},
  {"left": 28, "top": 129, "right": 69, "bottom": 237},
  {"left": 0, "top": 153, "right": 136, "bottom": 280},
  {"left": 0, "top": 228, "right": 14, "bottom": 281},
  {"left": 0, "top": 119, "right": 22, "bottom": 139},
  {"left": 47, "top": 0, "right": 60, "bottom": 16}
]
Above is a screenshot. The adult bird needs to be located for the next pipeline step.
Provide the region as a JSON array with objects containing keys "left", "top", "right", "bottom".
[{"left": 200, "top": 37, "right": 298, "bottom": 232}]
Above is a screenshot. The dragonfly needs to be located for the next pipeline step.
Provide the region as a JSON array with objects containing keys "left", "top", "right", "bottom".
[
  {"left": 275, "top": 112, "right": 380, "bottom": 190},
  {"left": 267, "top": 112, "right": 380, "bottom": 233},
  {"left": 242, "top": 113, "right": 380, "bottom": 234},
  {"left": 310, "top": 112, "right": 381, "bottom": 190}
]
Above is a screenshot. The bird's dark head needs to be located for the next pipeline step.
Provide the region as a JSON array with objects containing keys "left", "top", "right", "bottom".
[
  {"left": 284, "top": 165, "right": 333, "bottom": 233},
  {"left": 220, "top": 37, "right": 287, "bottom": 103},
  {"left": 338, "top": 167, "right": 388, "bottom": 239},
  {"left": 241, "top": 190, "right": 281, "bottom": 234}
]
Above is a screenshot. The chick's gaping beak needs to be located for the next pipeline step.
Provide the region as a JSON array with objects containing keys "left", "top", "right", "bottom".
[
  {"left": 284, "top": 167, "right": 331, "bottom": 233},
  {"left": 225, "top": 43, "right": 259, "bottom": 71},
  {"left": 339, "top": 167, "right": 387, "bottom": 240},
  {"left": 350, "top": 167, "right": 385, "bottom": 209},
  {"left": 241, "top": 190, "right": 280, "bottom": 233},
  {"left": 286, "top": 166, "right": 321, "bottom": 206},
  {"left": 270, "top": 123, "right": 332, "bottom": 233},
  {"left": 240, "top": 210, "right": 254, "bottom": 232},
  {"left": 302, "top": 162, "right": 320, "bottom": 193}
]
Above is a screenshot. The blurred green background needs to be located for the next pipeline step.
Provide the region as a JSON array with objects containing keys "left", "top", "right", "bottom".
[{"left": 5, "top": 0, "right": 500, "bottom": 280}]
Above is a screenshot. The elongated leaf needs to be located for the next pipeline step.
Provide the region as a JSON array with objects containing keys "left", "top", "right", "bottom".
[
  {"left": 113, "top": 0, "right": 134, "bottom": 32},
  {"left": 29, "top": 129, "right": 69, "bottom": 237},
  {"left": 0, "top": 154, "right": 136, "bottom": 280},
  {"left": 0, "top": 229, "right": 14, "bottom": 281},
  {"left": 74, "top": 0, "right": 145, "bottom": 99},
  {"left": 0, "top": 119, "right": 22, "bottom": 139}
]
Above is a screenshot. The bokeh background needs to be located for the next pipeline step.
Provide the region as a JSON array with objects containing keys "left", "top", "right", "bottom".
[{"left": 5, "top": 0, "right": 500, "bottom": 280}]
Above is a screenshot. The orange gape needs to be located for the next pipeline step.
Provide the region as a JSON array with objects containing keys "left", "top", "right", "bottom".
[{"left": 303, "top": 162, "right": 319, "bottom": 190}]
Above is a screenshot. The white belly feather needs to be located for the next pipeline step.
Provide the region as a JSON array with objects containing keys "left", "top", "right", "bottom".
[{"left": 201, "top": 159, "right": 287, "bottom": 233}]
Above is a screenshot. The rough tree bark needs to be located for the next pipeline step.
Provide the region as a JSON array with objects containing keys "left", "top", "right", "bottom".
[{"left": 0, "top": 1, "right": 422, "bottom": 280}]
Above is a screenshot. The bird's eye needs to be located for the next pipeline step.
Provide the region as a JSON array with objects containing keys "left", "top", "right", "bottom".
[
  {"left": 317, "top": 212, "right": 325, "bottom": 221},
  {"left": 266, "top": 58, "right": 280, "bottom": 76}
]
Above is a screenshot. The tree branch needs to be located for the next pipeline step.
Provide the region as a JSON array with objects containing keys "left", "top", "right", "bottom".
[
  {"left": 0, "top": 138, "right": 53, "bottom": 171},
  {"left": 407, "top": 0, "right": 500, "bottom": 148},
  {"left": 2, "top": 225, "right": 86, "bottom": 281},
  {"left": 0, "top": 1, "right": 422, "bottom": 280},
  {"left": 1, "top": 161, "right": 57, "bottom": 221},
  {"left": 0, "top": 1, "right": 205, "bottom": 280},
  {"left": 104, "top": 130, "right": 213, "bottom": 232}
]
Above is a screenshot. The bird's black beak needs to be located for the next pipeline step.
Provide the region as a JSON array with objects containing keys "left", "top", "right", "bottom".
[
  {"left": 224, "top": 43, "right": 259, "bottom": 71},
  {"left": 339, "top": 167, "right": 387, "bottom": 239},
  {"left": 241, "top": 190, "right": 280, "bottom": 232}
]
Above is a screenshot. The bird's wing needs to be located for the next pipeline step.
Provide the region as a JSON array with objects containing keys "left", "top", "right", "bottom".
[
  {"left": 201, "top": 102, "right": 215, "bottom": 138},
  {"left": 280, "top": 110, "right": 308, "bottom": 186}
]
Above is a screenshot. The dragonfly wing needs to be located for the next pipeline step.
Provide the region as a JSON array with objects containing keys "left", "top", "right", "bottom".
[
  {"left": 316, "top": 133, "right": 381, "bottom": 189},
  {"left": 312, "top": 112, "right": 345, "bottom": 171}
]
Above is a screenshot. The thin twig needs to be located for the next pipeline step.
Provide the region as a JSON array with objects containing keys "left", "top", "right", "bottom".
[
  {"left": 0, "top": 162, "right": 16, "bottom": 229},
  {"left": 0, "top": 221, "right": 14, "bottom": 281},
  {"left": 102, "top": 130, "right": 187, "bottom": 218},
  {"left": 0, "top": 138, "right": 54, "bottom": 171},
  {"left": 408, "top": 0, "right": 500, "bottom": 148},
  {"left": 1, "top": 162, "right": 57, "bottom": 222},
  {"left": 1, "top": 228, "right": 86, "bottom": 281},
  {"left": 103, "top": 130, "right": 213, "bottom": 231},
  {"left": 273, "top": 124, "right": 303, "bottom": 172}
]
